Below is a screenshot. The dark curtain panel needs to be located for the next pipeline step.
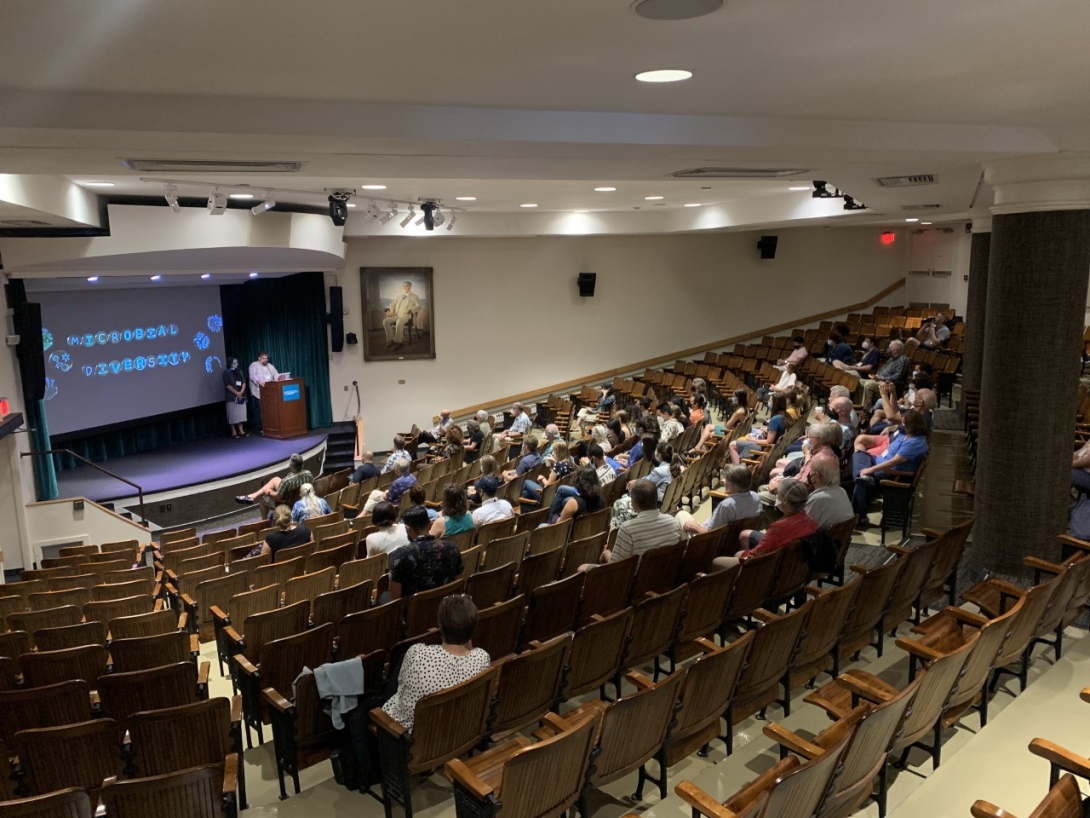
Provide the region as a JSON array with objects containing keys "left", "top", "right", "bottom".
[
  {"left": 220, "top": 272, "right": 333, "bottom": 430},
  {"left": 25, "top": 399, "right": 58, "bottom": 500},
  {"left": 52, "top": 403, "right": 225, "bottom": 472}
]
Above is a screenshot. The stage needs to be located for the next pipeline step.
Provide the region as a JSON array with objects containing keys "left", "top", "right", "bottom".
[{"left": 55, "top": 432, "right": 329, "bottom": 530}]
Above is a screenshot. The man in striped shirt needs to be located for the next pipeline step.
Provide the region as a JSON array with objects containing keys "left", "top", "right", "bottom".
[
  {"left": 499, "top": 402, "right": 532, "bottom": 442},
  {"left": 596, "top": 479, "right": 682, "bottom": 566}
]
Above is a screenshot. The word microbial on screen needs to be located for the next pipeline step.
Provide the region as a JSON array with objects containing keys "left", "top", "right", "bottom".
[{"left": 34, "top": 286, "right": 228, "bottom": 436}]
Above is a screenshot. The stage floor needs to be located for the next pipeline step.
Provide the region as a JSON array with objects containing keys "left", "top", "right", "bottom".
[{"left": 56, "top": 432, "right": 330, "bottom": 504}]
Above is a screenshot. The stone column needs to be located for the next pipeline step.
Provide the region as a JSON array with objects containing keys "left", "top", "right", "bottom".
[
  {"left": 973, "top": 155, "right": 1090, "bottom": 576},
  {"left": 960, "top": 216, "right": 991, "bottom": 396}
]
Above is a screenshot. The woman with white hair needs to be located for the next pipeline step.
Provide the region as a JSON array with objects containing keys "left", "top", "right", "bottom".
[{"left": 291, "top": 482, "right": 331, "bottom": 523}]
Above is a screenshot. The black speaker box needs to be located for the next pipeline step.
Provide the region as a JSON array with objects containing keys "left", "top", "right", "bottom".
[
  {"left": 328, "top": 286, "right": 344, "bottom": 352},
  {"left": 757, "top": 235, "right": 779, "bottom": 259},
  {"left": 577, "top": 272, "right": 597, "bottom": 297},
  {"left": 14, "top": 302, "right": 45, "bottom": 402}
]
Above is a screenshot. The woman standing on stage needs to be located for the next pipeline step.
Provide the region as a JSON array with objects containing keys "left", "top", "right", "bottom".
[{"left": 223, "top": 357, "right": 248, "bottom": 438}]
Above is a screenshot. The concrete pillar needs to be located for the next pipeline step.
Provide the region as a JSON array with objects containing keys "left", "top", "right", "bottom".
[{"left": 973, "top": 155, "right": 1090, "bottom": 576}]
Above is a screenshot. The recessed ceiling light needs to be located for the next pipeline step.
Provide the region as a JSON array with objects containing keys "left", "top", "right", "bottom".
[
  {"left": 905, "top": 218, "right": 919, "bottom": 223},
  {"left": 520, "top": 203, "right": 538, "bottom": 208},
  {"left": 249, "top": 272, "right": 259, "bottom": 278},
  {"left": 788, "top": 186, "right": 810, "bottom": 192},
  {"left": 201, "top": 273, "right": 211, "bottom": 280},
  {"left": 594, "top": 187, "right": 617, "bottom": 192},
  {"left": 347, "top": 203, "right": 357, "bottom": 208},
  {"left": 645, "top": 196, "right": 664, "bottom": 201},
  {"left": 921, "top": 221, "right": 932, "bottom": 225},
  {"left": 573, "top": 210, "right": 590, "bottom": 213},
  {"left": 634, "top": 0, "right": 724, "bottom": 21},
  {"left": 684, "top": 203, "right": 701, "bottom": 207},
  {"left": 635, "top": 69, "right": 693, "bottom": 83},
  {"left": 81, "top": 182, "right": 115, "bottom": 188},
  {"left": 228, "top": 193, "right": 253, "bottom": 200},
  {"left": 150, "top": 275, "right": 161, "bottom": 281},
  {"left": 361, "top": 184, "right": 386, "bottom": 190},
  {"left": 456, "top": 197, "right": 476, "bottom": 201},
  {"left": 86, "top": 276, "right": 99, "bottom": 283}
]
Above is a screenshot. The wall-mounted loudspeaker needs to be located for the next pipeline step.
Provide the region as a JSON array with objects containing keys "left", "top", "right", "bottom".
[
  {"left": 757, "top": 235, "right": 778, "bottom": 260},
  {"left": 346, "top": 333, "right": 358, "bottom": 345},
  {"left": 577, "top": 272, "right": 597, "bottom": 297},
  {"left": 13, "top": 302, "right": 45, "bottom": 403},
  {"left": 328, "top": 286, "right": 344, "bottom": 352}
]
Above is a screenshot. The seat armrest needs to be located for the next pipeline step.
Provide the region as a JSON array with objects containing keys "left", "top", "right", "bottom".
[
  {"left": 232, "top": 654, "right": 258, "bottom": 677},
  {"left": 445, "top": 758, "right": 494, "bottom": 800},
  {"left": 262, "top": 687, "right": 295, "bottom": 715},
  {"left": 761, "top": 723, "right": 822, "bottom": 760},
  {"left": 1080, "top": 688, "right": 1090, "bottom": 706},
  {"left": 626, "top": 671, "right": 654, "bottom": 691},
  {"left": 1057, "top": 534, "right": 1090, "bottom": 553},
  {"left": 209, "top": 605, "right": 229, "bottom": 623},
  {"left": 895, "top": 637, "right": 945, "bottom": 664},
  {"left": 1023, "top": 555, "right": 1064, "bottom": 575},
  {"left": 694, "top": 637, "right": 719, "bottom": 654},
  {"left": 370, "top": 707, "right": 407, "bottom": 738},
  {"left": 1029, "top": 738, "right": 1090, "bottom": 780},
  {"left": 838, "top": 671, "right": 896, "bottom": 704},
  {"left": 223, "top": 753, "right": 239, "bottom": 798},
  {"left": 885, "top": 545, "right": 911, "bottom": 556},
  {"left": 674, "top": 781, "right": 738, "bottom": 818},
  {"left": 969, "top": 800, "right": 1010, "bottom": 818},
  {"left": 177, "top": 612, "right": 189, "bottom": 632},
  {"left": 222, "top": 625, "right": 244, "bottom": 650},
  {"left": 230, "top": 694, "right": 242, "bottom": 723}
]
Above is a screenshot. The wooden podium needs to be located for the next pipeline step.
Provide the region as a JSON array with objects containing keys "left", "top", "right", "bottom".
[{"left": 262, "top": 378, "right": 307, "bottom": 439}]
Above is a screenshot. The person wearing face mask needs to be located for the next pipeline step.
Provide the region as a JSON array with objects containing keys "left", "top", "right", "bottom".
[
  {"left": 834, "top": 335, "right": 880, "bottom": 376},
  {"left": 222, "top": 357, "right": 248, "bottom": 438},
  {"left": 712, "top": 478, "right": 816, "bottom": 571},
  {"left": 248, "top": 350, "right": 279, "bottom": 432}
]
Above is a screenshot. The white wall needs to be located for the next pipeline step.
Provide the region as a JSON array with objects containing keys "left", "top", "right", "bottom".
[
  {"left": 906, "top": 224, "right": 971, "bottom": 316},
  {"left": 24, "top": 499, "right": 151, "bottom": 568},
  {"left": 326, "top": 225, "right": 908, "bottom": 448},
  {"left": 0, "top": 296, "right": 34, "bottom": 572}
]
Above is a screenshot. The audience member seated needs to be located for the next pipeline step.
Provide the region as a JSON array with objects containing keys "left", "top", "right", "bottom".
[
  {"left": 589, "top": 423, "right": 613, "bottom": 455},
  {"left": 851, "top": 409, "right": 930, "bottom": 527},
  {"left": 732, "top": 394, "right": 788, "bottom": 464},
  {"left": 550, "top": 466, "right": 605, "bottom": 524},
  {"left": 834, "top": 334, "right": 879, "bottom": 375},
  {"left": 688, "top": 393, "right": 707, "bottom": 429},
  {"left": 539, "top": 425, "right": 562, "bottom": 463},
  {"left": 437, "top": 424, "right": 465, "bottom": 461},
  {"left": 658, "top": 403, "right": 684, "bottom": 443},
  {"left": 366, "top": 501, "right": 410, "bottom": 557},
  {"left": 825, "top": 331, "right": 856, "bottom": 366},
  {"left": 757, "top": 361, "right": 798, "bottom": 405},
  {"left": 713, "top": 479, "right": 817, "bottom": 571},
  {"left": 261, "top": 504, "right": 312, "bottom": 559},
  {"left": 610, "top": 441, "right": 680, "bottom": 526},
  {"left": 761, "top": 421, "right": 840, "bottom": 503},
  {"left": 677, "top": 464, "right": 760, "bottom": 536},
  {"left": 498, "top": 401, "right": 532, "bottom": 442},
  {"left": 614, "top": 417, "right": 658, "bottom": 468},
  {"left": 501, "top": 436, "right": 542, "bottom": 483},
  {"left": 690, "top": 388, "right": 748, "bottom": 454},
  {"left": 389, "top": 506, "right": 463, "bottom": 599},
  {"left": 430, "top": 485, "right": 475, "bottom": 539},
  {"left": 584, "top": 443, "right": 617, "bottom": 485},
  {"left": 575, "top": 384, "right": 615, "bottom": 429},
  {"left": 860, "top": 339, "right": 910, "bottom": 410},
  {"left": 867, "top": 382, "right": 937, "bottom": 436},
  {"left": 236, "top": 452, "right": 312, "bottom": 506},
  {"left": 350, "top": 451, "right": 381, "bottom": 484},
  {"left": 382, "top": 595, "right": 490, "bottom": 730},
  {"left": 590, "top": 479, "right": 682, "bottom": 568},
  {"left": 523, "top": 440, "right": 575, "bottom": 500},
  {"left": 291, "top": 482, "right": 332, "bottom": 523},
  {"left": 412, "top": 409, "right": 454, "bottom": 446},
  {"left": 804, "top": 456, "right": 855, "bottom": 529},
  {"left": 463, "top": 419, "right": 486, "bottom": 464},
  {"left": 471, "top": 477, "right": 514, "bottom": 526},
  {"left": 785, "top": 386, "right": 805, "bottom": 421},
  {"left": 905, "top": 312, "right": 951, "bottom": 350},
  {"left": 409, "top": 484, "right": 439, "bottom": 522},
  {"left": 606, "top": 413, "right": 631, "bottom": 448},
  {"left": 777, "top": 335, "right": 808, "bottom": 368},
  {"left": 381, "top": 435, "right": 414, "bottom": 475},
  {"left": 474, "top": 410, "right": 492, "bottom": 438},
  {"left": 363, "top": 459, "right": 417, "bottom": 515}
]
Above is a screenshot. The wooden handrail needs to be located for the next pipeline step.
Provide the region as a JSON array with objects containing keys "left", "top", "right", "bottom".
[{"left": 447, "top": 278, "right": 906, "bottom": 420}]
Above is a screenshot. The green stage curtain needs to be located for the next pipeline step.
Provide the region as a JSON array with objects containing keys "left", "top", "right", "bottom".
[
  {"left": 52, "top": 402, "right": 226, "bottom": 472},
  {"left": 220, "top": 272, "right": 333, "bottom": 430},
  {"left": 25, "top": 399, "right": 58, "bottom": 500}
]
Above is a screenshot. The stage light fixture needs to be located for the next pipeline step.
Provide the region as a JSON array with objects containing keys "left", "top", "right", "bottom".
[
  {"left": 163, "top": 185, "right": 181, "bottom": 213},
  {"left": 433, "top": 207, "right": 445, "bottom": 228},
  {"left": 251, "top": 198, "right": 275, "bottom": 214},
  {"left": 420, "top": 201, "right": 438, "bottom": 230},
  {"left": 328, "top": 194, "right": 350, "bottom": 226},
  {"left": 843, "top": 195, "right": 867, "bottom": 211},
  {"left": 201, "top": 273, "right": 212, "bottom": 279},
  {"left": 446, "top": 212, "right": 457, "bottom": 231},
  {"left": 378, "top": 211, "right": 395, "bottom": 225},
  {"left": 400, "top": 205, "right": 415, "bottom": 228},
  {"left": 207, "top": 190, "right": 227, "bottom": 215},
  {"left": 366, "top": 200, "right": 383, "bottom": 218}
]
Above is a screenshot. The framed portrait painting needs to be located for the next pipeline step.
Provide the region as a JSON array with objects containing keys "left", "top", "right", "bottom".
[{"left": 359, "top": 267, "right": 436, "bottom": 362}]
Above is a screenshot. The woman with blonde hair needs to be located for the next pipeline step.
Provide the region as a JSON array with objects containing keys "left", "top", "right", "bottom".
[
  {"left": 291, "top": 482, "right": 331, "bottom": 523},
  {"left": 523, "top": 439, "right": 575, "bottom": 500},
  {"left": 467, "top": 454, "right": 501, "bottom": 501},
  {"left": 261, "top": 504, "right": 311, "bottom": 558}
]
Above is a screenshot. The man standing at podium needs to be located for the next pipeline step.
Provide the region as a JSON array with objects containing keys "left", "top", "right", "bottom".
[
  {"left": 383, "top": 280, "right": 420, "bottom": 351},
  {"left": 248, "top": 351, "right": 279, "bottom": 433}
]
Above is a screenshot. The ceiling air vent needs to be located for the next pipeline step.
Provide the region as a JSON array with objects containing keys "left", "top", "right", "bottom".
[
  {"left": 120, "top": 159, "right": 305, "bottom": 173},
  {"left": 901, "top": 204, "right": 942, "bottom": 211},
  {"left": 670, "top": 167, "right": 809, "bottom": 179},
  {"left": 875, "top": 174, "right": 937, "bottom": 188},
  {"left": 1, "top": 219, "right": 51, "bottom": 226}
]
